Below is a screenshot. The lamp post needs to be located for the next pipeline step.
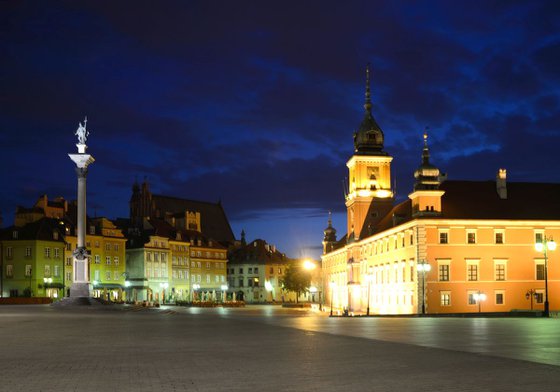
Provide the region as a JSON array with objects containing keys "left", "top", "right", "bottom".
[
  {"left": 329, "top": 281, "right": 336, "bottom": 316},
  {"left": 366, "top": 266, "right": 373, "bottom": 316},
  {"left": 417, "top": 261, "right": 431, "bottom": 314},
  {"left": 303, "top": 259, "right": 317, "bottom": 304},
  {"left": 525, "top": 289, "right": 538, "bottom": 310},
  {"left": 160, "top": 282, "right": 169, "bottom": 304},
  {"left": 473, "top": 291, "right": 486, "bottom": 313},
  {"left": 535, "top": 236, "right": 556, "bottom": 317}
]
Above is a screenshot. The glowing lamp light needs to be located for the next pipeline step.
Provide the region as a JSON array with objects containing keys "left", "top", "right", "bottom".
[
  {"left": 125, "top": 281, "right": 131, "bottom": 288},
  {"left": 92, "top": 280, "right": 99, "bottom": 286},
  {"left": 375, "top": 189, "right": 392, "bottom": 198},
  {"left": 548, "top": 240, "right": 557, "bottom": 251},
  {"left": 417, "top": 263, "right": 432, "bottom": 272},
  {"left": 303, "top": 260, "right": 316, "bottom": 270},
  {"left": 221, "top": 284, "right": 228, "bottom": 291},
  {"left": 309, "top": 286, "right": 318, "bottom": 293},
  {"left": 535, "top": 242, "right": 544, "bottom": 252},
  {"left": 264, "top": 281, "right": 273, "bottom": 292}
]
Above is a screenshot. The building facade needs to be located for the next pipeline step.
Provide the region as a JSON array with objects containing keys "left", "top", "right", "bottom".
[{"left": 322, "top": 67, "right": 560, "bottom": 315}]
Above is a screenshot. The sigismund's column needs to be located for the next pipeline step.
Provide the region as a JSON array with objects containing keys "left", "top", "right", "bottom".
[{"left": 68, "top": 117, "right": 95, "bottom": 298}]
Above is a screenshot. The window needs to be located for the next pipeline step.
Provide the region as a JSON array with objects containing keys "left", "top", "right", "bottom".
[
  {"left": 44, "top": 264, "right": 51, "bottom": 277},
  {"left": 239, "top": 268, "right": 244, "bottom": 274},
  {"left": 221, "top": 275, "right": 225, "bottom": 283},
  {"left": 106, "top": 243, "right": 111, "bottom": 251},
  {"left": 536, "top": 263, "right": 545, "bottom": 280},
  {"left": 248, "top": 267, "right": 253, "bottom": 274},
  {"left": 239, "top": 278, "right": 244, "bottom": 287},
  {"left": 172, "top": 256, "right": 177, "bottom": 265},
  {"left": 172, "top": 270, "right": 178, "bottom": 279},
  {"left": 66, "top": 243, "right": 72, "bottom": 251},
  {"left": 270, "top": 267, "right": 274, "bottom": 274},
  {"left": 25, "top": 247, "right": 32, "bottom": 257},
  {"left": 467, "top": 230, "right": 476, "bottom": 244},
  {"left": 95, "top": 255, "right": 100, "bottom": 264},
  {"left": 438, "top": 264, "right": 450, "bottom": 282},
  {"left": 54, "top": 265, "right": 59, "bottom": 277},
  {"left": 254, "top": 267, "right": 259, "bottom": 274},
  {"left": 535, "top": 231, "right": 544, "bottom": 244},
  {"left": 197, "top": 274, "right": 201, "bottom": 283},
  {"left": 215, "top": 275, "right": 219, "bottom": 283},
  {"left": 468, "top": 292, "right": 477, "bottom": 305},
  {"left": 192, "top": 275, "right": 196, "bottom": 283},
  {"left": 95, "top": 241, "right": 99, "bottom": 248},
  {"left": 90, "top": 226, "right": 96, "bottom": 235},
  {"left": 206, "top": 262, "right": 211, "bottom": 269},
  {"left": 191, "top": 261, "right": 196, "bottom": 268},
  {"left": 440, "top": 292, "right": 451, "bottom": 306},
  {"left": 494, "top": 231, "right": 504, "bottom": 244},
  {"left": 6, "top": 247, "right": 13, "bottom": 259},
  {"left": 114, "top": 244, "right": 119, "bottom": 251},
  {"left": 53, "top": 231, "right": 59, "bottom": 240},
  {"left": 114, "top": 256, "right": 119, "bottom": 265},
  {"left": 410, "top": 233, "right": 414, "bottom": 245},
  {"left": 66, "top": 271, "right": 72, "bottom": 282},
  {"left": 114, "top": 271, "right": 119, "bottom": 280},
  {"left": 467, "top": 263, "right": 478, "bottom": 281},
  {"left": 13, "top": 230, "right": 18, "bottom": 239},
  {"left": 191, "top": 250, "right": 195, "bottom": 257},
  {"left": 494, "top": 261, "right": 506, "bottom": 281},
  {"left": 495, "top": 291, "right": 504, "bottom": 305},
  {"left": 535, "top": 291, "right": 544, "bottom": 304},
  {"left": 66, "top": 257, "right": 72, "bottom": 266},
  {"left": 45, "top": 247, "right": 51, "bottom": 258},
  {"left": 25, "top": 265, "right": 32, "bottom": 277},
  {"left": 54, "top": 248, "right": 60, "bottom": 258},
  {"left": 106, "top": 256, "right": 111, "bottom": 265},
  {"left": 147, "top": 252, "right": 152, "bottom": 261},
  {"left": 197, "top": 262, "right": 201, "bottom": 268},
  {"left": 6, "top": 264, "right": 13, "bottom": 278},
  {"left": 106, "top": 271, "right": 111, "bottom": 281},
  {"left": 154, "top": 253, "right": 160, "bottom": 262}
]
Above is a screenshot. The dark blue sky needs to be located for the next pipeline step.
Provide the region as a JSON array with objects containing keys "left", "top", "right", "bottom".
[{"left": 1, "top": 1, "right": 560, "bottom": 259}]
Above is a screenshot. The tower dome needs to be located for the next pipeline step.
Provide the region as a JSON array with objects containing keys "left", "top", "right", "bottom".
[
  {"left": 353, "top": 64, "right": 387, "bottom": 156},
  {"left": 413, "top": 130, "right": 441, "bottom": 190}
]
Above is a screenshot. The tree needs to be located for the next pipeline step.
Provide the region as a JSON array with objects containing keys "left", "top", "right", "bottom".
[{"left": 281, "top": 261, "right": 311, "bottom": 303}]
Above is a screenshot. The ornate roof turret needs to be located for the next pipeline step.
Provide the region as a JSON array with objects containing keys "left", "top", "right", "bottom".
[
  {"left": 353, "top": 64, "right": 387, "bottom": 156},
  {"left": 413, "top": 129, "right": 441, "bottom": 191},
  {"left": 323, "top": 211, "right": 337, "bottom": 243}
]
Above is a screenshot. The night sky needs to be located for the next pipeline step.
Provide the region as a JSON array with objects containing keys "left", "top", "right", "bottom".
[{"left": 2, "top": 1, "right": 560, "bottom": 259}]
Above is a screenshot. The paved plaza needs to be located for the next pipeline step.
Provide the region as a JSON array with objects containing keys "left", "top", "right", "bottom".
[{"left": 0, "top": 305, "right": 559, "bottom": 392}]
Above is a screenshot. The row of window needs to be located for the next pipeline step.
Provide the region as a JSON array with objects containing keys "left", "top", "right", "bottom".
[
  {"left": 92, "top": 270, "right": 123, "bottom": 281},
  {"left": 360, "top": 232, "right": 415, "bottom": 257},
  {"left": 228, "top": 267, "right": 283, "bottom": 275},
  {"left": 4, "top": 264, "right": 60, "bottom": 278},
  {"left": 439, "top": 290, "right": 541, "bottom": 307},
  {"left": 5, "top": 247, "right": 64, "bottom": 259},
  {"left": 437, "top": 260, "right": 544, "bottom": 282},
  {"left": 439, "top": 230, "right": 546, "bottom": 245},
  {"left": 190, "top": 274, "right": 226, "bottom": 284},
  {"left": 93, "top": 255, "right": 120, "bottom": 265}
]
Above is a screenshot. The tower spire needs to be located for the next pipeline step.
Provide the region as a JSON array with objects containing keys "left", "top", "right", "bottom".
[{"left": 364, "top": 63, "right": 372, "bottom": 113}]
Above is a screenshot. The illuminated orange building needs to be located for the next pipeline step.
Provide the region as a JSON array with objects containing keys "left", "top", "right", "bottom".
[{"left": 321, "top": 67, "right": 560, "bottom": 315}]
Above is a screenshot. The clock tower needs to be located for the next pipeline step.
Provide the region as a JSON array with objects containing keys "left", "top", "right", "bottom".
[{"left": 346, "top": 65, "right": 394, "bottom": 240}]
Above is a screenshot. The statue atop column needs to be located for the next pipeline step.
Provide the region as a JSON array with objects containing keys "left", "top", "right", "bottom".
[{"left": 75, "top": 116, "right": 89, "bottom": 146}]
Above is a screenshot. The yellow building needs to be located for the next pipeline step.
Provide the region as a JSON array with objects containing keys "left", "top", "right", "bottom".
[{"left": 322, "top": 67, "right": 560, "bottom": 315}]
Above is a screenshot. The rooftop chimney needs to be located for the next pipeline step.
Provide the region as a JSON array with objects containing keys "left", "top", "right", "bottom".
[{"left": 496, "top": 169, "right": 507, "bottom": 199}]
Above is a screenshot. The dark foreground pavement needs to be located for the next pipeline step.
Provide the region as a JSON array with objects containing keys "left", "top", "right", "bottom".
[{"left": 0, "top": 305, "right": 559, "bottom": 392}]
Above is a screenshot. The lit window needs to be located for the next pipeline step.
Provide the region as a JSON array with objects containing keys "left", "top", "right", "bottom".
[
  {"left": 106, "top": 256, "right": 111, "bottom": 265},
  {"left": 44, "top": 264, "right": 51, "bottom": 277},
  {"left": 95, "top": 255, "right": 100, "bottom": 264},
  {"left": 6, "top": 247, "right": 13, "bottom": 259},
  {"left": 54, "top": 248, "right": 60, "bottom": 258},
  {"left": 6, "top": 264, "right": 13, "bottom": 278},
  {"left": 440, "top": 292, "right": 451, "bottom": 306},
  {"left": 44, "top": 247, "right": 51, "bottom": 258},
  {"left": 114, "top": 256, "right": 119, "bottom": 265}
]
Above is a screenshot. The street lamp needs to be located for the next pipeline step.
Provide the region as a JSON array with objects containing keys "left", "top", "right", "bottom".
[
  {"left": 417, "top": 261, "right": 431, "bottom": 314},
  {"left": 264, "top": 280, "right": 273, "bottom": 302},
  {"left": 525, "top": 289, "right": 538, "bottom": 310},
  {"left": 366, "top": 266, "right": 373, "bottom": 316},
  {"left": 303, "top": 259, "right": 316, "bottom": 271},
  {"left": 329, "top": 281, "right": 336, "bottom": 317},
  {"left": 473, "top": 291, "right": 486, "bottom": 313},
  {"left": 535, "top": 236, "right": 556, "bottom": 317}
]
